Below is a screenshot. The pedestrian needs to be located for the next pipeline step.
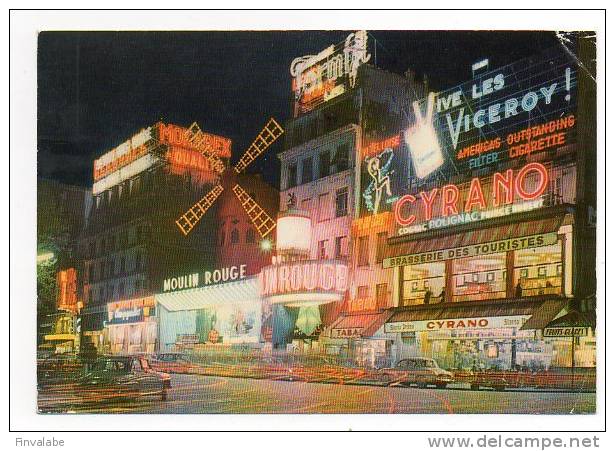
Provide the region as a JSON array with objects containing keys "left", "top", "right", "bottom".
[{"left": 423, "top": 289, "right": 432, "bottom": 305}]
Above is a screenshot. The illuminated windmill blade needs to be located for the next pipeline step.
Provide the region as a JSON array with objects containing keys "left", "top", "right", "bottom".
[
  {"left": 232, "top": 184, "right": 276, "bottom": 239},
  {"left": 175, "top": 184, "right": 224, "bottom": 236},
  {"left": 184, "top": 122, "right": 226, "bottom": 174},
  {"left": 234, "top": 118, "right": 284, "bottom": 174}
]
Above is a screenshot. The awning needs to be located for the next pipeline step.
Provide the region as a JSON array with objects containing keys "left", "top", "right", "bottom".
[
  {"left": 519, "top": 298, "right": 570, "bottom": 330},
  {"left": 155, "top": 277, "right": 259, "bottom": 312},
  {"left": 544, "top": 310, "right": 596, "bottom": 329},
  {"left": 387, "top": 217, "right": 564, "bottom": 259},
  {"left": 387, "top": 297, "right": 561, "bottom": 324},
  {"left": 329, "top": 311, "right": 392, "bottom": 338}
]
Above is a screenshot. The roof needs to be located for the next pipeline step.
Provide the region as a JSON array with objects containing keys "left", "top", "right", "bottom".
[
  {"left": 155, "top": 277, "right": 259, "bottom": 312},
  {"left": 387, "top": 296, "right": 565, "bottom": 324},
  {"left": 545, "top": 310, "right": 596, "bottom": 328},
  {"left": 519, "top": 298, "right": 570, "bottom": 330}
]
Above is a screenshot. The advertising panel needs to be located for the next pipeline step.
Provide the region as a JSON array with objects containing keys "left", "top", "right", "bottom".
[
  {"left": 291, "top": 30, "right": 371, "bottom": 117},
  {"left": 383, "top": 232, "right": 558, "bottom": 268},
  {"left": 407, "top": 47, "right": 577, "bottom": 179},
  {"left": 359, "top": 134, "right": 405, "bottom": 217},
  {"left": 385, "top": 315, "right": 531, "bottom": 334},
  {"left": 107, "top": 297, "right": 156, "bottom": 325}
]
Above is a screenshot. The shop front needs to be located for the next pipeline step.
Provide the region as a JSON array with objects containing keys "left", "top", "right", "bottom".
[
  {"left": 324, "top": 309, "right": 393, "bottom": 367},
  {"left": 155, "top": 277, "right": 262, "bottom": 352},
  {"left": 385, "top": 297, "right": 570, "bottom": 371},
  {"left": 385, "top": 200, "right": 579, "bottom": 370},
  {"left": 106, "top": 296, "right": 157, "bottom": 355}
]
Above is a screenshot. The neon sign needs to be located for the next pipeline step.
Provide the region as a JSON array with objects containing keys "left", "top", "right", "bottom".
[
  {"left": 259, "top": 261, "right": 348, "bottom": 299},
  {"left": 93, "top": 127, "right": 155, "bottom": 181},
  {"left": 405, "top": 92, "right": 444, "bottom": 179},
  {"left": 394, "top": 162, "right": 550, "bottom": 232},
  {"left": 291, "top": 31, "right": 371, "bottom": 117},
  {"left": 360, "top": 136, "right": 403, "bottom": 217},
  {"left": 412, "top": 47, "right": 578, "bottom": 173}
]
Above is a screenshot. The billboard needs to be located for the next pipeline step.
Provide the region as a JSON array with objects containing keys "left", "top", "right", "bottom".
[
  {"left": 407, "top": 47, "right": 578, "bottom": 180},
  {"left": 291, "top": 30, "right": 371, "bottom": 117},
  {"left": 359, "top": 134, "right": 406, "bottom": 217}
]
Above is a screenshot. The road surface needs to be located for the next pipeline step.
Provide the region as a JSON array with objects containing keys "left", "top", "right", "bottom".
[{"left": 42, "top": 373, "right": 596, "bottom": 414}]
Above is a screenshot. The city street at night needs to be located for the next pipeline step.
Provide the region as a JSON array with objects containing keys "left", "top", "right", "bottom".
[{"left": 39, "top": 373, "right": 596, "bottom": 414}]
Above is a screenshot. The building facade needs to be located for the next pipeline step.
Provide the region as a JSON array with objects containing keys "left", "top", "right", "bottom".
[
  {"left": 79, "top": 122, "right": 228, "bottom": 352},
  {"left": 382, "top": 41, "right": 596, "bottom": 371},
  {"left": 275, "top": 31, "right": 426, "bottom": 355}
]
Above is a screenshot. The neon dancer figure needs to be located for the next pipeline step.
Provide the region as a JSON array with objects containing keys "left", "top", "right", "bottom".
[{"left": 366, "top": 153, "right": 392, "bottom": 215}]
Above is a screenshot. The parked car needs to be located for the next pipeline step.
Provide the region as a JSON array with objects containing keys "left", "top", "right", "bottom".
[
  {"left": 37, "top": 352, "right": 83, "bottom": 388},
  {"left": 77, "top": 355, "right": 170, "bottom": 401},
  {"left": 379, "top": 358, "right": 455, "bottom": 388}
]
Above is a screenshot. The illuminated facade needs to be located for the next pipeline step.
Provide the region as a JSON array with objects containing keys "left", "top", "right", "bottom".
[
  {"left": 383, "top": 41, "right": 596, "bottom": 371},
  {"left": 79, "top": 122, "right": 228, "bottom": 349},
  {"left": 277, "top": 32, "right": 427, "bottom": 355},
  {"left": 37, "top": 179, "right": 92, "bottom": 348}
]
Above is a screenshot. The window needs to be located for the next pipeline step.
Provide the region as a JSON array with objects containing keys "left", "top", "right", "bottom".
[
  {"left": 403, "top": 262, "right": 445, "bottom": 306},
  {"left": 318, "top": 193, "right": 329, "bottom": 222},
  {"left": 301, "top": 198, "right": 311, "bottom": 211},
  {"left": 333, "top": 143, "right": 350, "bottom": 172},
  {"left": 335, "top": 187, "right": 348, "bottom": 217},
  {"left": 513, "top": 242, "right": 563, "bottom": 296},
  {"left": 246, "top": 228, "right": 256, "bottom": 244},
  {"left": 118, "top": 282, "right": 125, "bottom": 299},
  {"left": 287, "top": 164, "right": 297, "bottom": 189},
  {"left": 318, "top": 240, "right": 328, "bottom": 260},
  {"left": 376, "top": 232, "right": 388, "bottom": 263},
  {"left": 120, "top": 256, "right": 126, "bottom": 274},
  {"left": 452, "top": 253, "right": 507, "bottom": 302},
  {"left": 135, "top": 253, "right": 142, "bottom": 271},
  {"left": 357, "top": 285, "right": 369, "bottom": 298},
  {"left": 301, "top": 157, "right": 313, "bottom": 184},
  {"left": 335, "top": 236, "right": 348, "bottom": 258},
  {"left": 376, "top": 283, "right": 388, "bottom": 308},
  {"left": 319, "top": 150, "right": 331, "bottom": 178},
  {"left": 357, "top": 236, "right": 369, "bottom": 266},
  {"left": 230, "top": 228, "right": 240, "bottom": 244}
]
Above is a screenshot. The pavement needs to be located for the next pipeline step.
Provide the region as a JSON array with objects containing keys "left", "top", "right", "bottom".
[{"left": 42, "top": 373, "right": 596, "bottom": 414}]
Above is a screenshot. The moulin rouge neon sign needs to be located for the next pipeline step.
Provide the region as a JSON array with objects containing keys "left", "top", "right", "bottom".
[{"left": 394, "top": 162, "right": 549, "bottom": 233}]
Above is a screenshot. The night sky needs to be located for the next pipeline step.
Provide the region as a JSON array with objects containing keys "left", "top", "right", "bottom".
[{"left": 37, "top": 31, "right": 562, "bottom": 189}]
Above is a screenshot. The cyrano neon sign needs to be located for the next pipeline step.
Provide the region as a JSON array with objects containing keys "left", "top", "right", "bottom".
[{"left": 394, "top": 162, "right": 549, "bottom": 230}]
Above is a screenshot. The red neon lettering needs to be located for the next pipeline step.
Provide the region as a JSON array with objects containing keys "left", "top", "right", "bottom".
[
  {"left": 493, "top": 169, "right": 514, "bottom": 206},
  {"left": 420, "top": 188, "right": 439, "bottom": 221},
  {"left": 395, "top": 195, "right": 417, "bottom": 226},
  {"left": 464, "top": 178, "right": 487, "bottom": 212},
  {"left": 515, "top": 162, "right": 549, "bottom": 200},
  {"left": 441, "top": 185, "right": 459, "bottom": 216}
]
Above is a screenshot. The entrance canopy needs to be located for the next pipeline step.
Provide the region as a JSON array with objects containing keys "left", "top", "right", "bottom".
[
  {"left": 156, "top": 277, "right": 259, "bottom": 312},
  {"left": 385, "top": 297, "right": 568, "bottom": 334}
]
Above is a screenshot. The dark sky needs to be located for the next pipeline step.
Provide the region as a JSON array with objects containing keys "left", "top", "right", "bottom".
[{"left": 37, "top": 30, "right": 561, "bottom": 189}]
